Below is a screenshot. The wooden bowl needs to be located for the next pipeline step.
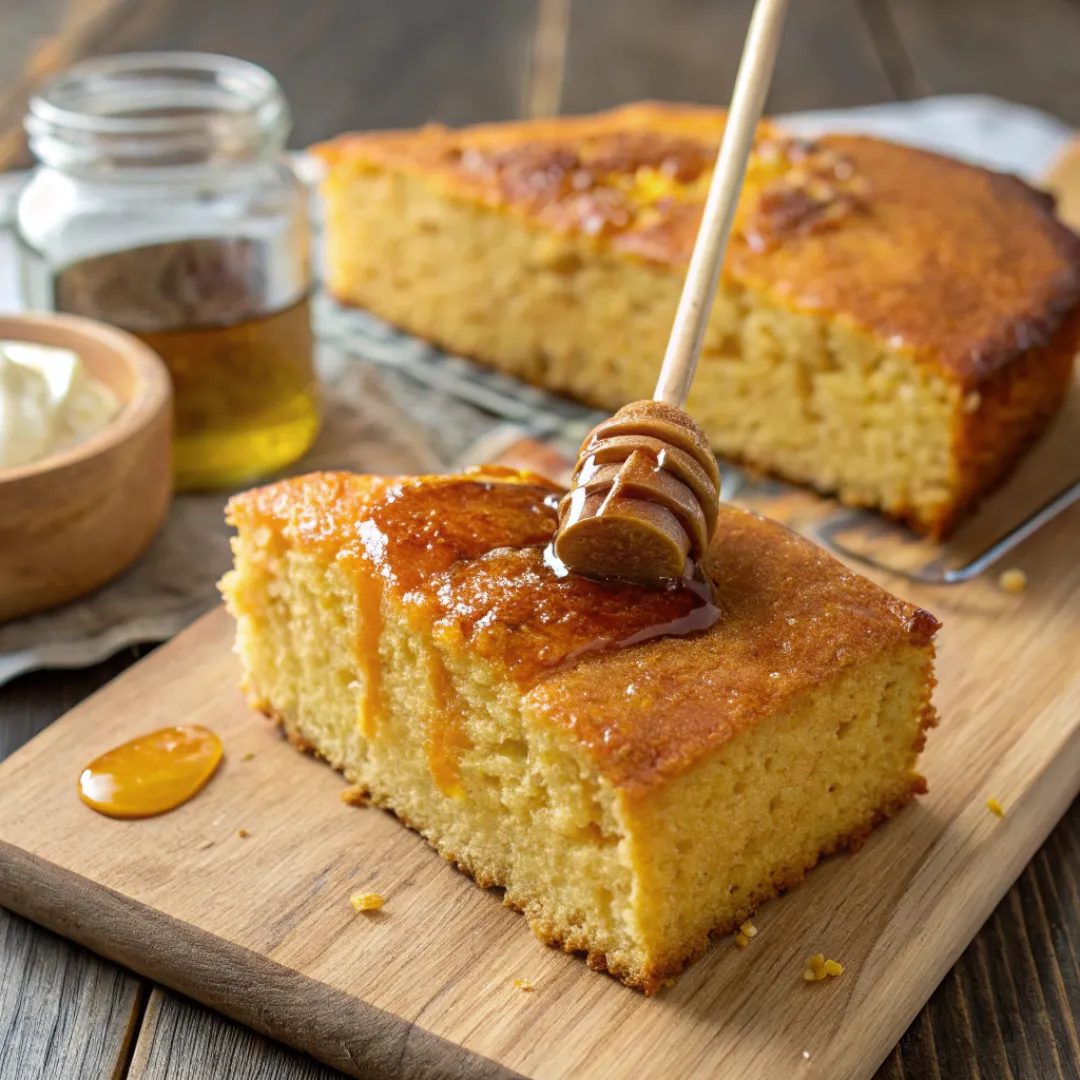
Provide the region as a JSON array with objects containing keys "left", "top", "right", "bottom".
[{"left": 0, "top": 312, "right": 173, "bottom": 623}]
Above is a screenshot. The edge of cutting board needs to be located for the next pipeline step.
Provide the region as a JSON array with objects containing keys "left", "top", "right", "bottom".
[{"left": 0, "top": 838, "right": 521, "bottom": 1080}]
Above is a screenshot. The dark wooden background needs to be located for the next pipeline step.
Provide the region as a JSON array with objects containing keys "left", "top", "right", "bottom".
[{"left": 2, "top": 1, "right": 1079, "bottom": 1077}]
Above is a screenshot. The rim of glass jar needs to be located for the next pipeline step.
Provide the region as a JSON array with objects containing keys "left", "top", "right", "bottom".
[{"left": 25, "top": 52, "right": 292, "bottom": 173}]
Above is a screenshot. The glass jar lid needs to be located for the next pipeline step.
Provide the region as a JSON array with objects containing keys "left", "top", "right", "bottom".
[{"left": 25, "top": 52, "right": 291, "bottom": 172}]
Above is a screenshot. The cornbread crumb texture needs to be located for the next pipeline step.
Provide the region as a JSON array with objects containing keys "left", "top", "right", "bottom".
[
  {"left": 350, "top": 891, "right": 385, "bottom": 912},
  {"left": 316, "top": 102, "right": 1080, "bottom": 537},
  {"left": 512, "top": 978, "right": 536, "bottom": 992},
  {"left": 988, "top": 797, "right": 1005, "bottom": 818},
  {"left": 237, "top": 828, "right": 249, "bottom": 839},
  {"left": 803, "top": 953, "right": 844, "bottom": 981},
  {"left": 999, "top": 568, "right": 1028, "bottom": 594},
  {"left": 222, "top": 470, "right": 939, "bottom": 991}
]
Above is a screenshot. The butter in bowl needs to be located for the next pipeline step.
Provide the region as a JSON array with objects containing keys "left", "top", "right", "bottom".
[{"left": 0, "top": 312, "right": 173, "bottom": 623}]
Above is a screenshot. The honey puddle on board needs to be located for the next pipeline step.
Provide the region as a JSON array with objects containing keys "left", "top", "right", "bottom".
[{"left": 79, "top": 726, "right": 223, "bottom": 819}]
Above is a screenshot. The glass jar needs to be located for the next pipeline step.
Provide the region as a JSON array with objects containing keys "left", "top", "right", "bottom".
[{"left": 15, "top": 52, "right": 319, "bottom": 490}]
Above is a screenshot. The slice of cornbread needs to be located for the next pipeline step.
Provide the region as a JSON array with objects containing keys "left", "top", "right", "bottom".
[
  {"left": 221, "top": 467, "right": 939, "bottom": 991},
  {"left": 314, "top": 103, "right": 1080, "bottom": 537}
]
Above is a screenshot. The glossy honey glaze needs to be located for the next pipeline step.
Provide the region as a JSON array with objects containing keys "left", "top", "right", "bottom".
[
  {"left": 78, "top": 726, "right": 223, "bottom": 819},
  {"left": 369, "top": 473, "right": 720, "bottom": 793},
  {"left": 232, "top": 467, "right": 723, "bottom": 796},
  {"left": 354, "top": 469, "right": 721, "bottom": 680}
]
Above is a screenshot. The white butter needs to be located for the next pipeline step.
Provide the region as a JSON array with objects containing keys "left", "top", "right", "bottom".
[{"left": 0, "top": 341, "right": 122, "bottom": 471}]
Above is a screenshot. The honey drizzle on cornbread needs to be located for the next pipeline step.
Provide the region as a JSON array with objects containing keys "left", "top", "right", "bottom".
[
  {"left": 322, "top": 470, "right": 717, "bottom": 681},
  {"left": 233, "top": 470, "right": 722, "bottom": 796},
  {"left": 354, "top": 569, "right": 385, "bottom": 738},
  {"left": 424, "top": 649, "right": 472, "bottom": 798}
]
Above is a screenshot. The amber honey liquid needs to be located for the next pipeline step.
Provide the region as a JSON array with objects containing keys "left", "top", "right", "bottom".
[
  {"left": 137, "top": 296, "right": 320, "bottom": 491},
  {"left": 26, "top": 235, "right": 321, "bottom": 492}
]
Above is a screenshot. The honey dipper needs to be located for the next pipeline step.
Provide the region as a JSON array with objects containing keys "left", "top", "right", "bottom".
[{"left": 553, "top": 0, "right": 788, "bottom": 586}]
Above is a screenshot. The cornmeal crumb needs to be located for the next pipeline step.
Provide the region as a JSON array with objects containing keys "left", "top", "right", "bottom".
[
  {"left": 734, "top": 931, "right": 750, "bottom": 948},
  {"left": 803, "top": 953, "right": 843, "bottom": 981},
  {"left": 663, "top": 977, "right": 677, "bottom": 989},
  {"left": 987, "top": 797, "right": 1005, "bottom": 818},
  {"left": 341, "top": 784, "right": 371, "bottom": 806},
  {"left": 513, "top": 978, "right": 536, "bottom": 992},
  {"left": 350, "top": 891, "right": 385, "bottom": 912},
  {"left": 241, "top": 752, "right": 255, "bottom": 762},
  {"left": 740, "top": 919, "right": 758, "bottom": 938},
  {"left": 998, "top": 568, "right": 1027, "bottom": 594},
  {"left": 237, "top": 829, "right": 249, "bottom": 839}
]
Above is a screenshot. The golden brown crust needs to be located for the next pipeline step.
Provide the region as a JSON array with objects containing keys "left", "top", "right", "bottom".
[
  {"left": 230, "top": 470, "right": 939, "bottom": 796},
  {"left": 934, "top": 302, "right": 1080, "bottom": 536},
  {"left": 314, "top": 102, "right": 1080, "bottom": 390}
]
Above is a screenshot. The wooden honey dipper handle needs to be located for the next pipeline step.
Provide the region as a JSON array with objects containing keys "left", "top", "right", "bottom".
[
  {"left": 654, "top": 0, "right": 789, "bottom": 407},
  {"left": 552, "top": 0, "right": 788, "bottom": 585}
]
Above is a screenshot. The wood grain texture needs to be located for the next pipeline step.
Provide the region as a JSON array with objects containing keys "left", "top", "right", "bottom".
[
  {"left": 0, "top": 652, "right": 153, "bottom": 1080},
  {"left": 0, "top": 906, "right": 144, "bottom": 1080},
  {"left": 877, "top": 800, "right": 1080, "bottom": 1079},
  {"left": 129, "top": 988, "right": 340, "bottom": 1080},
  {"left": 0, "top": 649, "right": 149, "bottom": 766},
  {"left": 0, "top": 449, "right": 1079, "bottom": 1079},
  {"left": 0, "top": 0, "right": 537, "bottom": 158},
  {"left": 885, "top": 0, "right": 1080, "bottom": 125},
  {"left": 0, "top": 0, "right": 146, "bottom": 169},
  {"left": 559, "top": 0, "right": 895, "bottom": 116}
]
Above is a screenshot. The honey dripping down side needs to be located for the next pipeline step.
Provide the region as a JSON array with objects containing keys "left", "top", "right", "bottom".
[
  {"left": 78, "top": 725, "right": 223, "bottom": 819},
  {"left": 554, "top": 401, "right": 722, "bottom": 587}
]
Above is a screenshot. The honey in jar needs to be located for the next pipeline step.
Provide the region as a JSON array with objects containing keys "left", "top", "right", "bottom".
[
  {"left": 51, "top": 237, "right": 319, "bottom": 490},
  {"left": 15, "top": 53, "right": 319, "bottom": 490}
]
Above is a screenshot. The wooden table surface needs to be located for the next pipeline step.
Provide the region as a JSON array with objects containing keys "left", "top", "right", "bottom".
[{"left": 1, "top": 2, "right": 1079, "bottom": 1078}]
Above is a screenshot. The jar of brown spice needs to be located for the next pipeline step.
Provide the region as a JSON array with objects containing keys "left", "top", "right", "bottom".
[{"left": 15, "top": 52, "right": 319, "bottom": 490}]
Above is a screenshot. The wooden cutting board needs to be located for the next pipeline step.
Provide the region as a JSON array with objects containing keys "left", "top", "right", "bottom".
[{"left": 1, "top": 396, "right": 1079, "bottom": 1080}]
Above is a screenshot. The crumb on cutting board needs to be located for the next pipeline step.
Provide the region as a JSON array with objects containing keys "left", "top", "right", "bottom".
[
  {"left": 987, "top": 797, "right": 1005, "bottom": 818},
  {"left": 802, "top": 953, "right": 844, "bottom": 981},
  {"left": 237, "top": 829, "right": 249, "bottom": 839},
  {"left": 241, "top": 751, "right": 256, "bottom": 762},
  {"left": 998, "top": 568, "right": 1027, "bottom": 594},
  {"left": 350, "top": 891, "right": 384, "bottom": 912},
  {"left": 734, "top": 919, "right": 758, "bottom": 948},
  {"left": 512, "top": 978, "right": 536, "bottom": 992}
]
